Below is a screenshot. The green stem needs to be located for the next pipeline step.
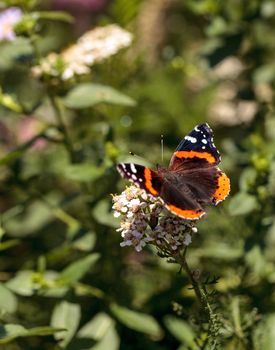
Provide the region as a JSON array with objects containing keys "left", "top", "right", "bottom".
[
  {"left": 49, "top": 95, "right": 76, "bottom": 163},
  {"left": 177, "top": 248, "right": 204, "bottom": 306},
  {"left": 177, "top": 248, "right": 216, "bottom": 320},
  {"left": 177, "top": 248, "right": 221, "bottom": 348}
]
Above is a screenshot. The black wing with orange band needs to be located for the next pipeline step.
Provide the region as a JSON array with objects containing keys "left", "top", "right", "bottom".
[
  {"left": 117, "top": 163, "right": 206, "bottom": 220},
  {"left": 117, "top": 163, "right": 162, "bottom": 196},
  {"left": 169, "top": 123, "right": 221, "bottom": 170}
]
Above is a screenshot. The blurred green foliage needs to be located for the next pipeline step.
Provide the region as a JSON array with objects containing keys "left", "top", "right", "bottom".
[{"left": 0, "top": 0, "right": 275, "bottom": 349}]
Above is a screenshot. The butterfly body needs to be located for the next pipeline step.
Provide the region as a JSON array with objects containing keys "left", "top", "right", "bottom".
[{"left": 117, "top": 123, "right": 230, "bottom": 220}]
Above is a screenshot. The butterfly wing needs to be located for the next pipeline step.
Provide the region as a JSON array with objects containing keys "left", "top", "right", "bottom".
[
  {"left": 169, "top": 123, "right": 221, "bottom": 169},
  {"left": 117, "top": 124, "right": 230, "bottom": 220},
  {"left": 160, "top": 180, "right": 206, "bottom": 220},
  {"left": 168, "top": 123, "right": 230, "bottom": 205},
  {"left": 117, "top": 163, "right": 205, "bottom": 219},
  {"left": 117, "top": 163, "right": 162, "bottom": 196}
]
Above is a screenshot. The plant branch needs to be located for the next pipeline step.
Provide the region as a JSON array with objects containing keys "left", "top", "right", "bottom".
[
  {"left": 176, "top": 248, "right": 204, "bottom": 306},
  {"left": 49, "top": 95, "right": 76, "bottom": 163}
]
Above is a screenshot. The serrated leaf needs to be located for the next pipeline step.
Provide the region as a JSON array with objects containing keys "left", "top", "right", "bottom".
[
  {"left": 0, "top": 324, "right": 64, "bottom": 344},
  {"left": 63, "top": 83, "right": 136, "bottom": 109},
  {"left": 0, "top": 283, "right": 17, "bottom": 313},
  {"left": 228, "top": 192, "right": 259, "bottom": 216},
  {"left": 64, "top": 163, "right": 105, "bottom": 182},
  {"left": 58, "top": 253, "right": 100, "bottom": 285},
  {"left": 51, "top": 301, "right": 81, "bottom": 348},
  {"left": 164, "top": 316, "right": 195, "bottom": 347},
  {"left": 110, "top": 304, "right": 163, "bottom": 338}
]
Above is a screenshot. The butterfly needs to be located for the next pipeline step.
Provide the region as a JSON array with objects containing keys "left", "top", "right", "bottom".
[{"left": 117, "top": 123, "right": 230, "bottom": 220}]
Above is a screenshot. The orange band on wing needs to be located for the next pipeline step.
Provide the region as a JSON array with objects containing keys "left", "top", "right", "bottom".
[
  {"left": 165, "top": 204, "right": 205, "bottom": 220},
  {"left": 213, "top": 172, "right": 230, "bottom": 204},
  {"left": 175, "top": 151, "right": 216, "bottom": 164},
  {"left": 144, "top": 168, "right": 159, "bottom": 196}
]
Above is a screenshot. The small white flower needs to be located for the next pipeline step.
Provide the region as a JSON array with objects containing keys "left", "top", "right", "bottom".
[
  {"left": 120, "top": 240, "right": 132, "bottom": 247},
  {"left": 112, "top": 185, "right": 198, "bottom": 253},
  {"left": 121, "top": 206, "right": 128, "bottom": 213},
  {"left": 183, "top": 234, "right": 192, "bottom": 246},
  {"left": 32, "top": 24, "right": 133, "bottom": 80},
  {"left": 0, "top": 7, "right": 22, "bottom": 41},
  {"left": 129, "top": 198, "right": 140, "bottom": 207}
]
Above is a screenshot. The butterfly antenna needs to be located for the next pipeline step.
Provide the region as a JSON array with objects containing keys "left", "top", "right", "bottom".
[{"left": 161, "top": 135, "right": 164, "bottom": 163}]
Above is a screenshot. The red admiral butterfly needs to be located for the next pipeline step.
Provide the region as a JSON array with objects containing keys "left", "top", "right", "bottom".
[{"left": 117, "top": 123, "right": 230, "bottom": 220}]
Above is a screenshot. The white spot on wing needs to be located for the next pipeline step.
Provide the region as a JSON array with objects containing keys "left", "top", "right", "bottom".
[
  {"left": 202, "top": 139, "right": 207, "bottom": 144},
  {"left": 185, "top": 136, "right": 197, "bottom": 143},
  {"left": 131, "top": 174, "right": 137, "bottom": 180},
  {"left": 130, "top": 163, "right": 137, "bottom": 173}
]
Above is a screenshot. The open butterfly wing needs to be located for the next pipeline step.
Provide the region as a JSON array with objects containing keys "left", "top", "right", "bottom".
[{"left": 169, "top": 123, "right": 221, "bottom": 170}]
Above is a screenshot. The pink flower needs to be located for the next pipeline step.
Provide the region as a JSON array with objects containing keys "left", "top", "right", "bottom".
[{"left": 0, "top": 7, "right": 22, "bottom": 41}]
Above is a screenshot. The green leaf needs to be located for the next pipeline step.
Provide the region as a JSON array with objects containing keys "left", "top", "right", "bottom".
[
  {"left": 64, "top": 163, "right": 105, "bottom": 182},
  {"left": 32, "top": 11, "right": 74, "bottom": 23},
  {"left": 73, "top": 232, "right": 96, "bottom": 251},
  {"left": 51, "top": 301, "right": 81, "bottom": 347},
  {"left": 0, "top": 38, "right": 33, "bottom": 70},
  {"left": 58, "top": 253, "right": 100, "bottom": 285},
  {"left": 245, "top": 246, "right": 267, "bottom": 278},
  {"left": 92, "top": 200, "right": 119, "bottom": 228},
  {"left": 164, "top": 316, "right": 196, "bottom": 347},
  {"left": 78, "top": 312, "right": 114, "bottom": 340},
  {"left": 255, "top": 314, "right": 275, "bottom": 350},
  {"left": 3, "top": 200, "right": 54, "bottom": 237},
  {"left": 68, "top": 313, "right": 119, "bottom": 350},
  {"left": 239, "top": 167, "right": 257, "bottom": 192},
  {"left": 0, "top": 324, "right": 64, "bottom": 344},
  {"left": 0, "top": 150, "right": 24, "bottom": 166},
  {"left": 110, "top": 304, "right": 163, "bottom": 338},
  {"left": 0, "top": 283, "right": 18, "bottom": 314},
  {"left": 0, "top": 239, "right": 20, "bottom": 251},
  {"left": 195, "top": 243, "right": 243, "bottom": 260},
  {"left": 63, "top": 83, "right": 136, "bottom": 109},
  {"left": 6, "top": 271, "right": 34, "bottom": 296},
  {"left": 228, "top": 192, "right": 259, "bottom": 216},
  {"left": 88, "top": 326, "right": 120, "bottom": 350},
  {"left": 77, "top": 313, "right": 120, "bottom": 350},
  {"left": 253, "top": 63, "right": 275, "bottom": 84}
]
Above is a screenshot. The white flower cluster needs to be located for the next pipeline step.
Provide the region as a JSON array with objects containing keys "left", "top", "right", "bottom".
[
  {"left": 112, "top": 186, "right": 197, "bottom": 253},
  {"left": 0, "top": 7, "right": 22, "bottom": 41},
  {"left": 32, "top": 24, "right": 133, "bottom": 80},
  {"left": 153, "top": 216, "right": 196, "bottom": 251}
]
